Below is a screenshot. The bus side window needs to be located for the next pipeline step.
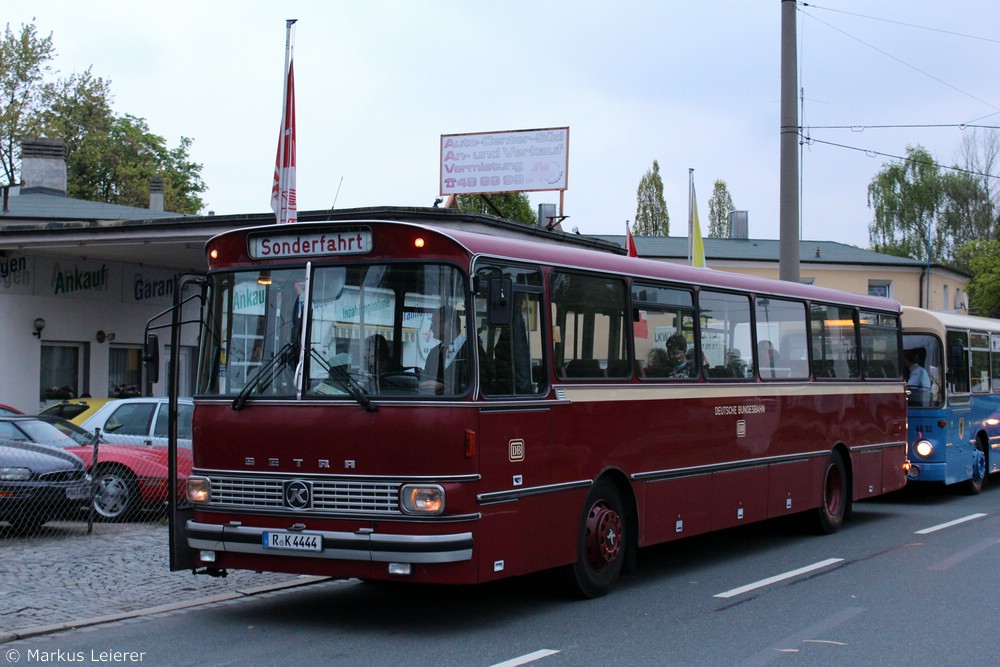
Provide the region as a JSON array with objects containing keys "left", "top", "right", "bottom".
[{"left": 475, "top": 265, "right": 545, "bottom": 397}]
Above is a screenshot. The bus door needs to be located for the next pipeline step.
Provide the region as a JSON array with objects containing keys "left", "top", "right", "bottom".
[{"left": 473, "top": 265, "right": 561, "bottom": 577}]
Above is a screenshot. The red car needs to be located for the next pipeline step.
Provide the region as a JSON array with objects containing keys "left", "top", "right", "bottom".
[{"left": 0, "top": 415, "right": 192, "bottom": 521}]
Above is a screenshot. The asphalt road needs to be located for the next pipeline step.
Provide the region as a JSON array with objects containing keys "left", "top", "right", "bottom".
[{"left": 3, "top": 482, "right": 999, "bottom": 666}]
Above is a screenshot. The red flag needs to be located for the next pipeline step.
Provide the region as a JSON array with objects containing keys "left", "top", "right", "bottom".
[
  {"left": 271, "top": 60, "right": 297, "bottom": 224},
  {"left": 625, "top": 221, "right": 638, "bottom": 257}
]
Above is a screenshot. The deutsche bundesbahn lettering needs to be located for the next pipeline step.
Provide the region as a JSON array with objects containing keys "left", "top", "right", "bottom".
[{"left": 251, "top": 229, "right": 373, "bottom": 259}]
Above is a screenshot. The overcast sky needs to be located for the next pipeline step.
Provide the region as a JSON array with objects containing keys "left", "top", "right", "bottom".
[{"left": 9, "top": 1, "right": 1000, "bottom": 247}]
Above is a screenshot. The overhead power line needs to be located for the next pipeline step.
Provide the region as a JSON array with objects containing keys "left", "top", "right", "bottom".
[
  {"left": 799, "top": 2, "right": 1000, "bottom": 45},
  {"left": 799, "top": 133, "right": 1000, "bottom": 181}
]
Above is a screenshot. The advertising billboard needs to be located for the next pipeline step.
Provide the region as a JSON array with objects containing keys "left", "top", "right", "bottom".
[{"left": 440, "top": 127, "right": 569, "bottom": 196}]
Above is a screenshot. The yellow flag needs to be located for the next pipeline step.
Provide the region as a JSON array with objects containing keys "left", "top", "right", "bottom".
[{"left": 689, "top": 172, "right": 706, "bottom": 267}]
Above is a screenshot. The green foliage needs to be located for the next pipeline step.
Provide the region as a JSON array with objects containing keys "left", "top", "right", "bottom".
[
  {"left": 634, "top": 159, "right": 669, "bottom": 236},
  {"left": 957, "top": 240, "right": 1000, "bottom": 317},
  {"left": 867, "top": 145, "right": 943, "bottom": 261},
  {"left": 1, "top": 19, "right": 205, "bottom": 213},
  {"left": 707, "top": 179, "right": 735, "bottom": 238},
  {"left": 0, "top": 22, "right": 55, "bottom": 184},
  {"left": 866, "top": 141, "right": 1000, "bottom": 273},
  {"left": 455, "top": 192, "right": 537, "bottom": 225}
]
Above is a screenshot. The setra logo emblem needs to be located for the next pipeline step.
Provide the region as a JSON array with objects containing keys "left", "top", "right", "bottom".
[{"left": 284, "top": 480, "right": 312, "bottom": 510}]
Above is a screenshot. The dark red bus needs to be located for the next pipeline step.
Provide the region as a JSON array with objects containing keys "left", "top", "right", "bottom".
[{"left": 165, "top": 214, "right": 908, "bottom": 597}]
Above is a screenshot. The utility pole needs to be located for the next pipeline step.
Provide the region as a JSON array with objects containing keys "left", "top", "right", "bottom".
[{"left": 779, "top": 0, "right": 800, "bottom": 282}]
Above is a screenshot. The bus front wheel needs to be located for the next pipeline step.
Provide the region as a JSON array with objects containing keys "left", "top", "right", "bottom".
[
  {"left": 567, "top": 480, "right": 626, "bottom": 599},
  {"left": 812, "top": 450, "right": 848, "bottom": 535},
  {"left": 962, "top": 437, "right": 987, "bottom": 495}
]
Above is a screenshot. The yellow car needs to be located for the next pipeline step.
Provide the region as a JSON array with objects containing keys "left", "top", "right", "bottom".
[{"left": 38, "top": 398, "right": 114, "bottom": 425}]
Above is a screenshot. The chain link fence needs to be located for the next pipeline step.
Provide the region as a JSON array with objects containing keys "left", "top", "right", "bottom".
[{"left": 1, "top": 411, "right": 188, "bottom": 538}]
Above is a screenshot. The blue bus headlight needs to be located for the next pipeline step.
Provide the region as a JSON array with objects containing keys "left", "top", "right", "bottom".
[
  {"left": 914, "top": 440, "right": 934, "bottom": 458},
  {"left": 400, "top": 484, "right": 445, "bottom": 515},
  {"left": 187, "top": 476, "right": 211, "bottom": 504}
]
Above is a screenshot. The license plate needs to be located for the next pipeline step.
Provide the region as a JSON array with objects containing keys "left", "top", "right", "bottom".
[
  {"left": 67, "top": 484, "right": 91, "bottom": 500},
  {"left": 262, "top": 531, "right": 322, "bottom": 552}
]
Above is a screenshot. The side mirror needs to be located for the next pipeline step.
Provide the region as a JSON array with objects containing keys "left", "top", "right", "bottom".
[
  {"left": 144, "top": 334, "right": 160, "bottom": 384},
  {"left": 487, "top": 277, "right": 513, "bottom": 327}
]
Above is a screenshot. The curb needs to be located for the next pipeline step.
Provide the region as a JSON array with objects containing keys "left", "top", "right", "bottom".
[{"left": 0, "top": 576, "right": 330, "bottom": 644}]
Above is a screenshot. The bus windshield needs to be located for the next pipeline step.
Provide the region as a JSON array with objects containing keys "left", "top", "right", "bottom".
[
  {"left": 901, "top": 333, "right": 943, "bottom": 407},
  {"left": 197, "top": 262, "right": 469, "bottom": 400}
]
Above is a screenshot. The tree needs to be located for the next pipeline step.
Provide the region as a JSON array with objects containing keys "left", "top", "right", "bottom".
[
  {"left": 938, "top": 170, "right": 992, "bottom": 268},
  {"left": 634, "top": 159, "right": 669, "bottom": 236},
  {"left": 0, "top": 22, "right": 55, "bottom": 185},
  {"left": 455, "top": 192, "right": 536, "bottom": 225},
  {"left": 707, "top": 179, "right": 735, "bottom": 238},
  {"left": 1, "top": 19, "right": 205, "bottom": 213},
  {"left": 957, "top": 240, "right": 1000, "bottom": 317},
  {"left": 867, "top": 145, "right": 944, "bottom": 261}
]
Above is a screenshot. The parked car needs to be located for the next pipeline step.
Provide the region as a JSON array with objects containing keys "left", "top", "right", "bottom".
[
  {"left": 0, "top": 437, "right": 91, "bottom": 534},
  {"left": 38, "top": 397, "right": 114, "bottom": 425},
  {"left": 0, "top": 415, "right": 192, "bottom": 521},
  {"left": 0, "top": 404, "right": 23, "bottom": 416},
  {"left": 79, "top": 398, "right": 193, "bottom": 448}
]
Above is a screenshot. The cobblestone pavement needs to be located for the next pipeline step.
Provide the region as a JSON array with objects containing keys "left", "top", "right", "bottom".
[{"left": 0, "top": 521, "right": 319, "bottom": 642}]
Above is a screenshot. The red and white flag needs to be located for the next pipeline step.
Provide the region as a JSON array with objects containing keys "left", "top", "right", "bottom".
[
  {"left": 271, "top": 22, "right": 297, "bottom": 224},
  {"left": 625, "top": 221, "right": 638, "bottom": 257}
]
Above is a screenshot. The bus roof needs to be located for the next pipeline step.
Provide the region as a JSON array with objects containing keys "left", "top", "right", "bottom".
[
  {"left": 902, "top": 306, "right": 1000, "bottom": 333},
  {"left": 210, "top": 218, "right": 902, "bottom": 314}
]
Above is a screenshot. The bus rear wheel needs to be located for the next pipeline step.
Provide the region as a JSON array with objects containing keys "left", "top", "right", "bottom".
[
  {"left": 567, "top": 480, "right": 626, "bottom": 599},
  {"left": 812, "top": 450, "right": 847, "bottom": 535}
]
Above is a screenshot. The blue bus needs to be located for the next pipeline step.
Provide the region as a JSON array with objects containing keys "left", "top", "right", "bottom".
[{"left": 902, "top": 307, "right": 1000, "bottom": 493}]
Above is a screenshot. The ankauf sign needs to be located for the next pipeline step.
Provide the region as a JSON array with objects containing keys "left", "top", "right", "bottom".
[{"left": 440, "top": 127, "right": 569, "bottom": 196}]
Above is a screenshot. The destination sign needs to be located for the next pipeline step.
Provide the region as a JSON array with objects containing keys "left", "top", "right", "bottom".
[{"left": 249, "top": 229, "right": 373, "bottom": 259}]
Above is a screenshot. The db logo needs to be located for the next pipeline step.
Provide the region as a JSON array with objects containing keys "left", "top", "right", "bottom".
[{"left": 509, "top": 439, "right": 525, "bottom": 462}]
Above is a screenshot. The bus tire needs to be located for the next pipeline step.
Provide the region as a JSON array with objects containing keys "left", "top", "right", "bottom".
[
  {"left": 567, "top": 479, "right": 626, "bottom": 599},
  {"left": 962, "top": 437, "right": 988, "bottom": 495},
  {"left": 812, "top": 450, "right": 848, "bottom": 535}
]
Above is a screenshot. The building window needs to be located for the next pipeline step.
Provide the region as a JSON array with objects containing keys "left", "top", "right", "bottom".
[
  {"left": 109, "top": 347, "right": 143, "bottom": 398},
  {"left": 40, "top": 344, "right": 83, "bottom": 401},
  {"left": 868, "top": 280, "right": 891, "bottom": 299}
]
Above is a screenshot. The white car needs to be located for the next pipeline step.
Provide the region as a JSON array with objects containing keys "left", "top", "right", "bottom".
[{"left": 79, "top": 398, "right": 193, "bottom": 448}]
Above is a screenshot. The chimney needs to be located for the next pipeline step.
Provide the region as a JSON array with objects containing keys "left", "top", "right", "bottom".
[
  {"left": 728, "top": 210, "right": 749, "bottom": 239},
  {"left": 149, "top": 176, "right": 164, "bottom": 212},
  {"left": 20, "top": 138, "right": 67, "bottom": 195}
]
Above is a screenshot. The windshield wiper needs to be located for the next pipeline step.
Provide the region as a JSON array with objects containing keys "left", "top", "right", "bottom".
[
  {"left": 311, "top": 349, "right": 378, "bottom": 412},
  {"left": 231, "top": 342, "right": 297, "bottom": 411}
]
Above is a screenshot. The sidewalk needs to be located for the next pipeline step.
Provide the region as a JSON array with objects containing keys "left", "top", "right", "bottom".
[{"left": 0, "top": 521, "right": 323, "bottom": 642}]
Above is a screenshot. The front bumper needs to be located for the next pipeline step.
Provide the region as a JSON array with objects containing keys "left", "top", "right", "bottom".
[{"left": 186, "top": 520, "right": 473, "bottom": 563}]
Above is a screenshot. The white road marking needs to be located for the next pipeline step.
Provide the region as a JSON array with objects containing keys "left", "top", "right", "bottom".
[
  {"left": 714, "top": 558, "right": 844, "bottom": 599},
  {"left": 928, "top": 537, "right": 1000, "bottom": 571},
  {"left": 489, "top": 649, "right": 560, "bottom": 667},
  {"left": 914, "top": 512, "right": 987, "bottom": 535}
]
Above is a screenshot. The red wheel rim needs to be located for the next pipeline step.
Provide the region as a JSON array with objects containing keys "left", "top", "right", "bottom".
[{"left": 585, "top": 502, "right": 622, "bottom": 567}]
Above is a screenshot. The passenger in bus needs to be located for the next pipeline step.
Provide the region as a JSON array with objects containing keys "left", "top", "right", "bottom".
[
  {"left": 363, "top": 334, "right": 397, "bottom": 375},
  {"left": 644, "top": 347, "right": 671, "bottom": 377},
  {"left": 904, "top": 347, "right": 932, "bottom": 406},
  {"left": 726, "top": 348, "right": 748, "bottom": 378},
  {"left": 758, "top": 340, "right": 781, "bottom": 367},
  {"left": 665, "top": 333, "right": 693, "bottom": 378},
  {"left": 420, "top": 307, "right": 467, "bottom": 394}
]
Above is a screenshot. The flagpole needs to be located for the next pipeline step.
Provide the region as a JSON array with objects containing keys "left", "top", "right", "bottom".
[
  {"left": 687, "top": 168, "right": 694, "bottom": 264},
  {"left": 277, "top": 20, "right": 297, "bottom": 223}
]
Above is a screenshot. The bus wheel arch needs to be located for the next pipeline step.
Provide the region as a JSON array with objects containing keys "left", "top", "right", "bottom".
[{"left": 565, "top": 471, "right": 635, "bottom": 598}]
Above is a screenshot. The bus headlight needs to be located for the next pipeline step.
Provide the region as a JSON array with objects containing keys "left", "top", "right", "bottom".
[
  {"left": 187, "top": 476, "right": 211, "bottom": 504},
  {"left": 914, "top": 440, "right": 934, "bottom": 458},
  {"left": 400, "top": 484, "right": 445, "bottom": 515}
]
